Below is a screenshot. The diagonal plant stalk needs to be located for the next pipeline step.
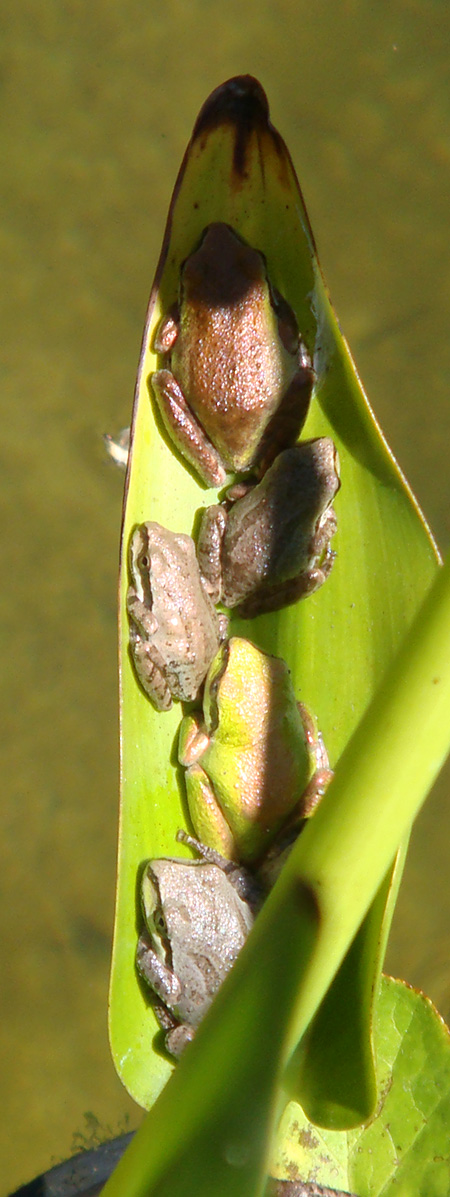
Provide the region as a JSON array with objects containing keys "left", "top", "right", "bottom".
[{"left": 103, "top": 548, "right": 450, "bottom": 1197}]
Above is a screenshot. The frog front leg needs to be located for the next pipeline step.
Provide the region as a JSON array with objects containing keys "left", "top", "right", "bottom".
[
  {"left": 150, "top": 369, "right": 227, "bottom": 488},
  {"left": 178, "top": 715, "right": 237, "bottom": 859}
]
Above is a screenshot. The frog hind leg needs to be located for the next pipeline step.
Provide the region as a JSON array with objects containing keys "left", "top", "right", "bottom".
[
  {"left": 235, "top": 554, "right": 336, "bottom": 618},
  {"left": 236, "top": 505, "right": 338, "bottom": 616},
  {"left": 127, "top": 633, "right": 173, "bottom": 712},
  {"left": 184, "top": 763, "right": 237, "bottom": 860},
  {"left": 150, "top": 369, "right": 227, "bottom": 488},
  {"left": 136, "top": 931, "right": 182, "bottom": 1007},
  {"left": 196, "top": 503, "right": 227, "bottom": 602},
  {"left": 165, "top": 1023, "right": 196, "bottom": 1058},
  {"left": 255, "top": 365, "right": 314, "bottom": 475}
]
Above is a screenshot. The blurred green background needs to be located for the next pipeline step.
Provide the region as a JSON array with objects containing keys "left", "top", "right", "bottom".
[{"left": 1, "top": 1, "right": 449, "bottom": 1191}]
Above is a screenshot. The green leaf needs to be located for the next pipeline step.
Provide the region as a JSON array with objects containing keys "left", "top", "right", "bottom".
[
  {"left": 108, "top": 74, "right": 438, "bottom": 1127},
  {"left": 103, "top": 544, "right": 450, "bottom": 1197},
  {"left": 273, "top": 976, "right": 450, "bottom": 1197}
]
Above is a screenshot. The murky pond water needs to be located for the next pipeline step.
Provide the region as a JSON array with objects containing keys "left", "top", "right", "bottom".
[{"left": 1, "top": 1, "right": 449, "bottom": 1191}]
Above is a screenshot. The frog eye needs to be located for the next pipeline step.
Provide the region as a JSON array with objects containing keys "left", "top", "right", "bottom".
[
  {"left": 152, "top": 907, "right": 168, "bottom": 939},
  {"left": 138, "top": 552, "right": 150, "bottom": 570}
]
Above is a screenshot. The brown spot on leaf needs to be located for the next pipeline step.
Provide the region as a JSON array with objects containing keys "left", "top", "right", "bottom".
[{"left": 298, "top": 1127, "right": 320, "bottom": 1150}]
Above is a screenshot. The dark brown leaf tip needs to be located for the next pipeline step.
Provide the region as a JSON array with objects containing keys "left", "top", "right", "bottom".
[
  {"left": 193, "top": 75, "right": 269, "bottom": 136},
  {"left": 192, "top": 75, "right": 272, "bottom": 176}
]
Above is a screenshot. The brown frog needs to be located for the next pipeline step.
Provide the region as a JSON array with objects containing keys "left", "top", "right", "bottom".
[
  {"left": 150, "top": 223, "right": 314, "bottom": 486},
  {"left": 197, "top": 439, "right": 340, "bottom": 617}
]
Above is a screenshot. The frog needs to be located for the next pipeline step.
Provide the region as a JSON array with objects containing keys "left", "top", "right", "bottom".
[
  {"left": 150, "top": 222, "right": 314, "bottom": 487},
  {"left": 127, "top": 521, "right": 228, "bottom": 711},
  {"left": 196, "top": 438, "right": 340, "bottom": 617},
  {"left": 178, "top": 637, "right": 332, "bottom": 865},
  {"left": 136, "top": 831, "right": 261, "bottom": 1057}
]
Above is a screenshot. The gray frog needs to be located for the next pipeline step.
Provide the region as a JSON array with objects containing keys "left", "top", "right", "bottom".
[
  {"left": 136, "top": 832, "right": 261, "bottom": 1056},
  {"left": 127, "top": 522, "right": 227, "bottom": 711},
  {"left": 150, "top": 222, "right": 314, "bottom": 487},
  {"left": 197, "top": 438, "right": 340, "bottom": 617},
  {"left": 136, "top": 818, "right": 321, "bottom": 1057}
]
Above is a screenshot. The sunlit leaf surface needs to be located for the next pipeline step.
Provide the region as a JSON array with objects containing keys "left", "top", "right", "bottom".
[
  {"left": 273, "top": 976, "right": 450, "bottom": 1197},
  {"left": 108, "top": 76, "right": 438, "bottom": 1119}
]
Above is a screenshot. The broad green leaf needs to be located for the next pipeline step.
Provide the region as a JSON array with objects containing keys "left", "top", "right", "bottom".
[
  {"left": 103, "top": 546, "right": 450, "bottom": 1197},
  {"left": 108, "top": 75, "right": 438, "bottom": 1122},
  {"left": 273, "top": 976, "right": 450, "bottom": 1197}
]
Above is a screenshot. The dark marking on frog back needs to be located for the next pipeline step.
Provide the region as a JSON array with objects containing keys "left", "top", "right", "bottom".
[{"left": 182, "top": 223, "right": 264, "bottom": 309}]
